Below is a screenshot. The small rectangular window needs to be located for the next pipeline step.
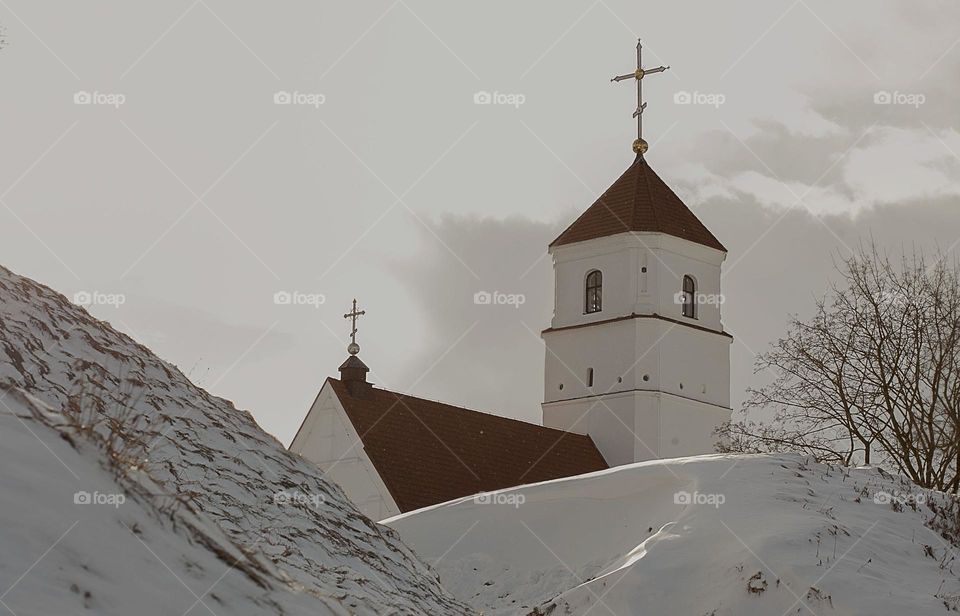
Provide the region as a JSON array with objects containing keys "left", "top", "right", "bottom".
[{"left": 587, "top": 368, "right": 594, "bottom": 387}]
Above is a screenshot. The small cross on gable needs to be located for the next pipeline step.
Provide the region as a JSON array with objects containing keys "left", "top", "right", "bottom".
[{"left": 344, "top": 298, "right": 365, "bottom": 355}]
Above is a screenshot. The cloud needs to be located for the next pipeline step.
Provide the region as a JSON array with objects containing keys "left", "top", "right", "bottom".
[
  {"left": 670, "top": 120, "right": 960, "bottom": 218},
  {"left": 383, "top": 214, "right": 563, "bottom": 424}
]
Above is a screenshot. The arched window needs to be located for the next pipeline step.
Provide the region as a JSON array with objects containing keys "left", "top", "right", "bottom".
[
  {"left": 585, "top": 270, "right": 602, "bottom": 314},
  {"left": 682, "top": 275, "right": 697, "bottom": 319}
]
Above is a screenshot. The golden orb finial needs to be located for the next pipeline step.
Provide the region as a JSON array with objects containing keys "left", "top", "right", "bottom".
[{"left": 633, "top": 138, "right": 649, "bottom": 155}]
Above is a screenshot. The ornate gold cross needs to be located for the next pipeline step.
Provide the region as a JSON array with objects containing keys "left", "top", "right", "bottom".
[
  {"left": 611, "top": 39, "right": 669, "bottom": 155},
  {"left": 344, "top": 298, "right": 365, "bottom": 355}
]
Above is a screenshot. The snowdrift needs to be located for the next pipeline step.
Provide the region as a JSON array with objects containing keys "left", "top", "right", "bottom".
[
  {"left": 0, "top": 265, "right": 472, "bottom": 615},
  {"left": 387, "top": 453, "right": 960, "bottom": 615},
  {"left": 1, "top": 388, "right": 353, "bottom": 615}
]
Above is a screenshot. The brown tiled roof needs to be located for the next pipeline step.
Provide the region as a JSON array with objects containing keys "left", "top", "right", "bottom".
[
  {"left": 328, "top": 378, "right": 609, "bottom": 512},
  {"left": 551, "top": 154, "right": 726, "bottom": 251}
]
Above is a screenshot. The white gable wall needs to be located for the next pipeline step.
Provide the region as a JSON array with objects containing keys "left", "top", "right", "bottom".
[{"left": 289, "top": 381, "right": 400, "bottom": 521}]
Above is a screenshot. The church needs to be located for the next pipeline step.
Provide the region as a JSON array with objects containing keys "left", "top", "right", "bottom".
[{"left": 290, "top": 41, "right": 732, "bottom": 521}]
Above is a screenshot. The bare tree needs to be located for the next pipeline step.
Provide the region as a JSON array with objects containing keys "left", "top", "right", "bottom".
[{"left": 719, "top": 243, "right": 960, "bottom": 493}]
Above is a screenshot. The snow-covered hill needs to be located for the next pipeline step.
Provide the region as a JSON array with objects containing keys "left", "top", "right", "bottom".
[
  {"left": 1, "top": 387, "right": 353, "bottom": 615},
  {"left": 0, "top": 265, "right": 473, "bottom": 615},
  {"left": 387, "top": 454, "right": 960, "bottom": 615}
]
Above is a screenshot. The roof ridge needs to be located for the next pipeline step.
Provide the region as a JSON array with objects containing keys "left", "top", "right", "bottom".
[{"left": 635, "top": 155, "right": 661, "bottom": 233}]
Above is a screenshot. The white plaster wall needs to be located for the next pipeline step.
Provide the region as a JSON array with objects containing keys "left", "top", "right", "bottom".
[
  {"left": 654, "top": 320, "right": 732, "bottom": 407},
  {"left": 543, "top": 318, "right": 638, "bottom": 403},
  {"left": 543, "top": 390, "right": 731, "bottom": 465},
  {"left": 647, "top": 235, "right": 725, "bottom": 331},
  {"left": 542, "top": 391, "right": 639, "bottom": 466},
  {"left": 289, "top": 382, "right": 400, "bottom": 521},
  {"left": 656, "top": 393, "right": 731, "bottom": 459},
  {"left": 550, "top": 233, "right": 726, "bottom": 332},
  {"left": 552, "top": 237, "right": 637, "bottom": 328},
  {"left": 543, "top": 230, "right": 731, "bottom": 466},
  {"left": 544, "top": 317, "right": 731, "bottom": 408}
]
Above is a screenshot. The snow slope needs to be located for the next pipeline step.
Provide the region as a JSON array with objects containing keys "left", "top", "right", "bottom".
[
  {"left": 1, "top": 388, "right": 351, "bottom": 615},
  {"left": 0, "top": 264, "right": 473, "bottom": 615},
  {"left": 387, "top": 453, "right": 960, "bottom": 615}
]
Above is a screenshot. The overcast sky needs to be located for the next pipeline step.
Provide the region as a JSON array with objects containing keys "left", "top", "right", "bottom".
[{"left": 2, "top": 1, "right": 959, "bottom": 444}]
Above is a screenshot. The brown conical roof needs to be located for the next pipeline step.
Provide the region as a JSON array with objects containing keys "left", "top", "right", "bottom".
[{"left": 550, "top": 155, "right": 726, "bottom": 251}]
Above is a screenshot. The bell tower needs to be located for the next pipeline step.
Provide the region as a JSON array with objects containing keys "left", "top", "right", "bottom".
[{"left": 540, "top": 40, "right": 732, "bottom": 466}]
